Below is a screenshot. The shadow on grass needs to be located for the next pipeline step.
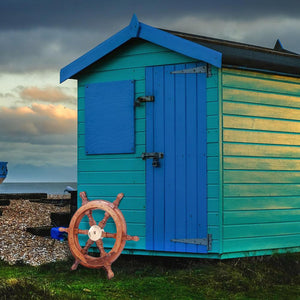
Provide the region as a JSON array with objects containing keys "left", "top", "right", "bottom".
[
  {"left": 0, "top": 253, "right": 299, "bottom": 299},
  {"left": 0, "top": 278, "right": 57, "bottom": 300}
]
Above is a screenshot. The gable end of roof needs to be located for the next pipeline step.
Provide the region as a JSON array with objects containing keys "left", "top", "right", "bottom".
[{"left": 60, "top": 15, "right": 222, "bottom": 83}]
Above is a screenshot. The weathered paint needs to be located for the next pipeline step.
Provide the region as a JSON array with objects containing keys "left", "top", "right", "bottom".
[
  {"left": 222, "top": 68, "right": 300, "bottom": 254},
  {"left": 77, "top": 39, "right": 220, "bottom": 254}
]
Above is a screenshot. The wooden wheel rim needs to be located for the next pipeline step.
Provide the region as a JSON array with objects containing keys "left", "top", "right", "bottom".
[{"left": 68, "top": 200, "right": 127, "bottom": 269}]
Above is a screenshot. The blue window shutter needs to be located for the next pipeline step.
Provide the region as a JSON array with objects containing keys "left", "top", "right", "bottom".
[{"left": 85, "top": 80, "right": 135, "bottom": 154}]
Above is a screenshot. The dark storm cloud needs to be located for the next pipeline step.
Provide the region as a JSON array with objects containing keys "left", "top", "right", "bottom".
[
  {"left": 1, "top": 0, "right": 300, "bottom": 72},
  {"left": 0, "top": 28, "right": 104, "bottom": 72},
  {"left": 1, "top": 0, "right": 300, "bottom": 31}
]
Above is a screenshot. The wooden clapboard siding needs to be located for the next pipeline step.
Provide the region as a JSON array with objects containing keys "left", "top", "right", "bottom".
[
  {"left": 224, "top": 170, "right": 300, "bottom": 184},
  {"left": 77, "top": 39, "right": 220, "bottom": 254},
  {"left": 222, "top": 71, "right": 300, "bottom": 96},
  {"left": 206, "top": 66, "right": 220, "bottom": 252},
  {"left": 223, "top": 234, "right": 300, "bottom": 252},
  {"left": 222, "top": 68, "right": 300, "bottom": 254},
  {"left": 224, "top": 157, "right": 300, "bottom": 171},
  {"left": 224, "top": 196, "right": 300, "bottom": 210},
  {"left": 224, "top": 184, "right": 300, "bottom": 197},
  {"left": 223, "top": 115, "right": 300, "bottom": 134},
  {"left": 224, "top": 222, "right": 300, "bottom": 238},
  {"left": 224, "top": 143, "right": 300, "bottom": 158},
  {"left": 223, "top": 102, "right": 300, "bottom": 121},
  {"left": 223, "top": 88, "right": 300, "bottom": 109}
]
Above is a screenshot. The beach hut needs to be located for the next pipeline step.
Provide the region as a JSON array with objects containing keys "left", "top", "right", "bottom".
[{"left": 60, "top": 15, "right": 300, "bottom": 259}]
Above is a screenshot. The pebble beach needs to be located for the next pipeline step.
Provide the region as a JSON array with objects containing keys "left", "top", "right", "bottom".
[{"left": 0, "top": 195, "right": 71, "bottom": 266}]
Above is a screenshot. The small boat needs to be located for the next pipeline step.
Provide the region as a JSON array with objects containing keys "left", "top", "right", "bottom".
[{"left": 0, "top": 162, "right": 8, "bottom": 184}]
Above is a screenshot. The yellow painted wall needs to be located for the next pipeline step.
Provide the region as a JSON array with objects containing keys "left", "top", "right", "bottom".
[{"left": 221, "top": 68, "right": 300, "bottom": 253}]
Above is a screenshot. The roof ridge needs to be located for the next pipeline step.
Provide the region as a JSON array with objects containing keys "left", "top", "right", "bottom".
[{"left": 162, "top": 28, "right": 300, "bottom": 58}]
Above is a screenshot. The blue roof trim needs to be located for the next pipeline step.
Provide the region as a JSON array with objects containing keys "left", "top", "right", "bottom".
[
  {"left": 138, "top": 22, "right": 222, "bottom": 68},
  {"left": 128, "top": 13, "right": 140, "bottom": 36},
  {"left": 60, "top": 15, "right": 222, "bottom": 83},
  {"left": 60, "top": 16, "right": 138, "bottom": 83}
]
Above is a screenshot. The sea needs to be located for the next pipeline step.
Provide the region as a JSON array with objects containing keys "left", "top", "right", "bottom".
[{"left": 0, "top": 182, "right": 77, "bottom": 195}]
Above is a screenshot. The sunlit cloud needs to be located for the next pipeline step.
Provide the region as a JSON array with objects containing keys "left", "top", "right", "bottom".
[
  {"left": 0, "top": 103, "right": 76, "bottom": 143},
  {"left": 0, "top": 71, "right": 77, "bottom": 109},
  {"left": 20, "top": 86, "right": 76, "bottom": 104},
  {"left": 30, "top": 103, "right": 76, "bottom": 119}
]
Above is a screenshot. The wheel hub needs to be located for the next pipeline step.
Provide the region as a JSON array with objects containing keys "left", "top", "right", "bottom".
[{"left": 88, "top": 225, "right": 104, "bottom": 241}]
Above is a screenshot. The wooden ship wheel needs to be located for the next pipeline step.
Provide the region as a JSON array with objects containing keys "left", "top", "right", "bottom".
[{"left": 59, "top": 191, "right": 139, "bottom": 279}]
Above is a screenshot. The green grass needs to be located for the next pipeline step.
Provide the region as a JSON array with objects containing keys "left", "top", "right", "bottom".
[{"left": 0, "top": 253, "right": 299, "bottom": 299}]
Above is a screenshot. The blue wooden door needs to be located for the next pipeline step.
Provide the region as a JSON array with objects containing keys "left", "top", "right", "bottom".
[{"left": 145, "top": 63, "right": 208, "bottom": 253}]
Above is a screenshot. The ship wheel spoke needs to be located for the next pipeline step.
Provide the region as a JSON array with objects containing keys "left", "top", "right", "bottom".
[
  {"left": 125, "top": 234, "right": 139, "bottom": 241},
  {"left": 98, "top": 193, "right": 124, "bottom": 229},
  {"left": 102, "top": 232, "right": 117, "bottom": 239},
  {"left": 98, "top": 212, "right": 110, "bottom": 229},
  {"left": 85, "top": 210, "right": 97, "bottom": 226},
  {"left": 95, "top": 239, "right": 107, "bottom": 257},
  {"left": 79, "top": 191, "right": 90, "bottom": 205},
  {"left": 75, "top": 229, "right": 89, "bottom": 235},
  {"left": 64, "top": 192, "right": 139, "bottom": 279},
  {"left": 112, "top": 193, "right": 124, "bottom": 208},
  {"left": 80, "top": 191, "right": 97, "bottom": 226},
  {"left": 70, "top": 238, "right": 94, "bottom": 271},
  {"left": 81, "top": 238, "right": 94, "bottom": 254}
]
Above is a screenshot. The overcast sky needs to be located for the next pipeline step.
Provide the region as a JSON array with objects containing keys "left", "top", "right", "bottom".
[{"left": 1, "top": 0, "right": 300, "bottom": 182}]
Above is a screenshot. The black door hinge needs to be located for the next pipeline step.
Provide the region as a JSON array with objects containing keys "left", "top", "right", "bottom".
[
  {"left": 171, "top": 234, "right": 212, "bottom": 251},
  {"left": 171, "top": 64, "right": 211, "bottom": 77}
]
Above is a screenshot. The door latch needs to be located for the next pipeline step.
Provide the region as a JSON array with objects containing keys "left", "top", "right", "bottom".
[
  {"left": 135, "top": 96, "right": 154, "bottom": 107},
  {"left": 141, "top": 152, "right": 164, "bottom": 167}
]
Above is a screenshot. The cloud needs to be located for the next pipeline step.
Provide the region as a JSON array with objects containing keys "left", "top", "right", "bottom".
[
  {"left": 1, "top": 2, "right": 300, "bottom": 73},
  {"left": 1, "top": 1, "right": 300, "bottom": 31},
  {"left": 1, "top": 0, "right": 299, "bottom": 182},
  {"left": 0, "top": 28, "right": 102, "bottom": 73},
  {"left": 0, "top": 141, "right": 76, "bottom": 167},
  {"left": 0, "top": 71, "right": 77, "bottom": 108},
  {"left": 5, "top": 163, "right": 77, "bottom": 182},
  {"left": 0, "top": 26, "right": 114, "bottom": 73},
  {"left": 19, "top": 86, "right": 76, "bottom": 104},
  {"left": 0, "top": 92, "right": 15, "bottom": 99},
  {"left": 0, "top": 102, "right": 77, "bottom": 180},
  {"left": 0, "top": 103, "right": 76, "bottom": 144},
  {"left": 156, "top": 15, "right": 300, "bottom": 53}
]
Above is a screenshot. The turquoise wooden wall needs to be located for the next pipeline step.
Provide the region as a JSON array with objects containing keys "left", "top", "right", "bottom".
[
  {"left": 76, "top": 39, "right": 221, "bottom": 256},
  {"left": 75, "top": 38, "right": 300, "bottom": 258},
  {"left": 221, "top": 68, "right": 300, "bottom": 255}
]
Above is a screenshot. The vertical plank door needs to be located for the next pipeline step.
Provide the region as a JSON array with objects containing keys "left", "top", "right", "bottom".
[{"left": 145, "top": 63, "right": 208, "bottom": 253}]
